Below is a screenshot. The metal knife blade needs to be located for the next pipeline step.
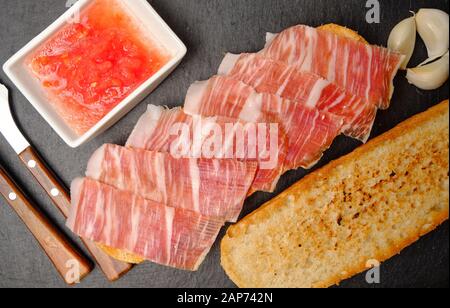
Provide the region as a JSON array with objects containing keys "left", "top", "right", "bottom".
[{"left": 0, "top": 83, "right": 30, "bottom": 154}]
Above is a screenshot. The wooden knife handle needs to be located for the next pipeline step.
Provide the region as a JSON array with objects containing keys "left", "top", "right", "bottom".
[
  {"left": 19, "top": 146, "right": 133, "bottom": 281},
  {"left": 0, "top": 168, "right": 92, "bottom": 284},
  {"left": 19, "top": 147, "right": 72, "bottom": 217}
]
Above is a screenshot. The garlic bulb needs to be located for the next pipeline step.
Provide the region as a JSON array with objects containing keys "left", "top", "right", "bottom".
[
  {"left": 406, "top": 51, "right": 449, "bottom": 90},
  {"left": 416, "top": 9, "right": 449, "bottom": 62},
  {"left": 388, "top": 15, "right": 416, "bottom": 69}
]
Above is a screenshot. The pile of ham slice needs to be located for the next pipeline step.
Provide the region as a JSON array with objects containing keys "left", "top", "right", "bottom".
[{"left": 67, "top": 25, "right": 404, "bottom": 271}]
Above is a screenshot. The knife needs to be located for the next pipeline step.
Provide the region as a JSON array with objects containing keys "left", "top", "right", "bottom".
[
  {"left": 0, "top": 163, "right": 92, "bottom": 284},
  {"left": 0, "top": 83, "right": 133, "bottom": 281}
]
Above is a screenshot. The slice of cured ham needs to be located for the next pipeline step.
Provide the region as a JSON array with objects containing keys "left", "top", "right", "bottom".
[
  {"left": 218, "top": 53, "right": 377, "bottom": 142},
  {"left": 260, "top": 25, "right": 404, "bottom": 110},
  {"left": 126, "top": 105, "right": 288, "bottom": 194},
  {"left": 67, "top": 178, "right": 223, "bottom": 271},
  {"left": 86, "top": 144, "right": 258, "bottom": 222},
  {"left": 184, "top": 76, "right": 343, "bottom": 171}
]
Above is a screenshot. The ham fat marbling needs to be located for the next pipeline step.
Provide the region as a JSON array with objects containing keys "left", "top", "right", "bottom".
[
  {"left": 67, "top": 178, "right": 223, "bottom": 271},
  {"left": 218, "top": 53, "right": 377, "bottom": 142},
  {"left": 261, "top": 25, "right": 404, "bottom": 110},
  {"left": 184, "top": 76, "right": 343, "bottom": 170},
  {"left": 86, "top": 144, "right": 258, "bottom": 222},
  {"left": 126, "top": 105, "right": 288, "bottom": 194}
]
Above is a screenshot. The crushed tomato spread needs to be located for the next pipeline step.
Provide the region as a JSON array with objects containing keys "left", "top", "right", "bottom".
[{"left": 29, "top": 0, "right": 169, "bottom": 135}]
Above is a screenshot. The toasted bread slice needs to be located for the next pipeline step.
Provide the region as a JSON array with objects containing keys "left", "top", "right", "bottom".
[
  {"left": 221, "top": 100, "right": 449, "bottom": 288},
  {"left": 98, "top": 244, "right": 145, "bottom": 264}
]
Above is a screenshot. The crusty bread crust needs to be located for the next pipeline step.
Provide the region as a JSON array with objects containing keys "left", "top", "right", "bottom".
[
  {"left": 221, "top": 100, "right": 449, "bottom": 288},
  {"left": 318, "top": 23, "right": 369, "bottom": 44},
  {"left": 98, "top": 244, "right": 145, "bottom": 264}
]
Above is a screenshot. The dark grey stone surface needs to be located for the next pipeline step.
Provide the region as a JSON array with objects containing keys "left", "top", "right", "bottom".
[{"left": 0, "top": 0, "right": 448, "bottom": 288}]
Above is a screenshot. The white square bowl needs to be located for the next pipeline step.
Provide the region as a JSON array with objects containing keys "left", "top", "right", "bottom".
[{"left": 3, "top": 0, "right": 187, "bottom": 148}]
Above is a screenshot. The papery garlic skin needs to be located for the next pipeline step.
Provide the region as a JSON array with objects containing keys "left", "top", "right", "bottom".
[
  {"left": 416, "top": 9, "right": 449, "bottom": 60},
  {"left": 388, "top": 16, "right": 416, "bottom": 70},
  {"left": 406, "top": 51, "right": 449, "bottom": 90}
]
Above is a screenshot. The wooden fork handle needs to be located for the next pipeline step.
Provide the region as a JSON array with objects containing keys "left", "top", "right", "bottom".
[
  {"left": 19, "top": 146, "right": 133, "bottom": 281},
  {"left": 0, "top": 167, "right": 92, "bottom": 284}
]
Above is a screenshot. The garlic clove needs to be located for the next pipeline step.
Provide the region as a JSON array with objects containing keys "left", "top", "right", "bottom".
[
  {"left": 418, "top": 54, "right": 443, "bottom": 67},
  {"left": 388, "top": 15, "right": 416, "bottom": 70},
  {"left": 416, "top": 9, "right": 449, "bottom": 60},
  {"left": 406, "top": 51, "right": 449, "bottom": 90}
]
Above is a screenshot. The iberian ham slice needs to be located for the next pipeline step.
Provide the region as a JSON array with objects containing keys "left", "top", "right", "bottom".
[
  {"left": 86, "top": 144, "right": 258, "bottom": 221},
  {"left": 260, "top": 25, "right": 404, "bottom": 110},
  {"left": 219, "top": 53, "right": 377, "bottom": 142},
  {"left": 184, "top": 76, "right": 343, "bottom": 171},
  {"left": 126, "top": 105, "right": 288, "bottom": 194},
  {"left": 67, "top": 178, "right": 223, "bottom": 271}
]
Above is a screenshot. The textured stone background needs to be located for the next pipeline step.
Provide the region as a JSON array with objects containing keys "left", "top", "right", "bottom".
[{"left": 0, "top": 0, "right": 448, "bottom": 288}]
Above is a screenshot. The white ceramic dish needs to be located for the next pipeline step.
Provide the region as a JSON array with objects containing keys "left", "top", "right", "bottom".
[{"left": 3, "top": 0, "right": 186, "bottom": 148}]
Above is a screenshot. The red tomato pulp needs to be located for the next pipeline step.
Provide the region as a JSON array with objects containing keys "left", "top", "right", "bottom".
[{"left": 29, "top": 0, "right": 169, "bottom": 136}]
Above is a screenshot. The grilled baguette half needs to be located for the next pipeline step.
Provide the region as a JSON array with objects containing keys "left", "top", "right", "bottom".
[{"left": 221, "top": 100, "right": 449, "bottom": 288}]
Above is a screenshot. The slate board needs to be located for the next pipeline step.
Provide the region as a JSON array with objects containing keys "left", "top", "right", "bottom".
[{"left": 0, "top": 0, "right": 448, "bottom": 288}]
